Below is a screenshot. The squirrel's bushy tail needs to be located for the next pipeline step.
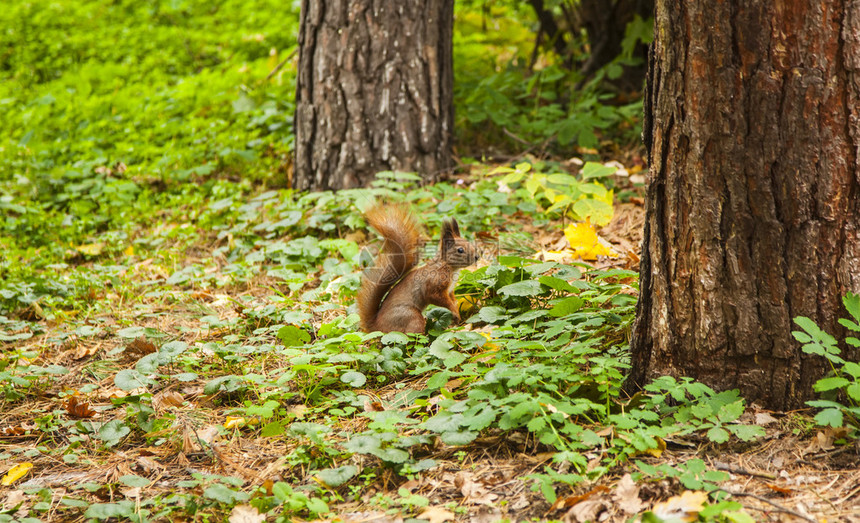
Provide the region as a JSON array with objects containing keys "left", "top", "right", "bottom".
[{"left": 357, "top": 205, "right": 423, "bottom": 331}]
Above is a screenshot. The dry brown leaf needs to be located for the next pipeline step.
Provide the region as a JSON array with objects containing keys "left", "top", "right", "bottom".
[
  {"left": 286, "top": 404, "right": 309, "bottom": 418},
  {"left": 229, "top": 504, "right": 266, "bottom": 523},
  {"left": 445, "top": 378, "right": 464, "bottom": 390},
  {"left": 136, "top": 456, "right": 164, "bottom": 474},
  {"left": 153, "top": 391, "right": 184, "bottom": 409},
  {"left": 470, "top": 508, "right": 505, "bottom": 523},
  {"left": 120, "top": 486, "right": 141, "bottom": 499},
  {"left": 363, "top": 400, "right": 385, "bottom": 412},
  {"left": 803, "top": 428, "right": 846, "bottom": 454},
  {"left": 417, "top": 506, "right": 455, "bottom": 523},
  {"left": 453, "top": 471, "right": 497, "bottom": 506},
  {"left": 72, "top": 343, "right": 99, "bottom": 360},
  {"left": 63, "top": 396, "right": 97, "bottom": 419},
  {"left": 612, "top": 474, "right": 645, "bottom": 514},
  {"left": 126, "top": 337, "right": 157, "bottom": 358},
  {"left": 196, "top": 425, "right": 219, "bottom": 445},
  {"left": 3, "top": 490, "right": 26, "bottom": 511},
  {"left": 764, "top": 483, "right": 793, "bottom": 495},
  {"left": 550, "top": 486, "right": 610, "bottom": 511},
  {"left": 652, "top": 490, "right": 708, "bottom": 522},
  {"left": 754, "top": 412, "right": 778, "bottom": 425},
  {"left": 564, "top": 498, "right": 606, "bottom": 523},
  {"left": 2, "top": 426, "right": 27, "bottom": 436}
]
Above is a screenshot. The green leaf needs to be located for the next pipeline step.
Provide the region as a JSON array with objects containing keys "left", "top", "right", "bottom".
[
  {"left": 261, "top": 421, "right": 286, "bottom": 437},
  {"left": 440, "top": 431, "right": 478, "bottom": 446},
  {"left": 843, "top": 292, "right": 860, "bottom": 323},
  {"left": 97, "top": 420, "right": 130, "bottom": 445},
  {"left": 117, "top": 327, "right": 148, "bottom": 339},
  {"left": 306, "top": 497, "right": 329, "bottom": 514},
  {"left": 473, "top": 306, "right": 509, "bottom": 324},
  {"left": 813, "top": 377, "right": 850, "bottom": 392},
  {"left": 84, "top": 502, "right": 134, "bottom": 519},
  {"left": 548, "top": 296, "right": 584, "bottom": 317},
  {"left": 118, "top": 475, "right": 150, "bottom": 487},
  {"left": 203, "top": 483, "right": 249, "bottom": 504},
  {"left": 498, "top": 280, "right": 543, "bottom": 297},
  {"left": 272, "top": 482, "right": 294, "bottom": 502},
  {"left": 381, "top": 332, "right": 410, "bottom": 344},
  {"left": 343, "top": 435, "right": 381, "bottom": 453},
  {"left": 690, "top": 403, "right": 714, "bottom": 420},
  {"left": 814, "top": 408, "right": 844, "bottom": 427},
  {"left": 464, "top": 406, "right": 497, "bottom": 431},
  {"left": 316, "top": 465, "right": 359, "bottom": 487},
  {"left": 846, "top": 382, "right": 860, "bottom": 402},
  {"left": 527, "top": 416, "right": 547, "bottom": 432},
  {"left": 727, "top": 424, "right": 764, "bottom": 442},
  {"left": 246, "top": 400, "right": 279, "bottom": 418},
  {"left": 278, "top": 325, "right": 311, "bottom": 347},
  {"left": 794, "top": 317, "right": 837, "bottom": 346},
  {"left": 539, "top": 275, "right": 576, "bottom": 292},
  {"left": 571, "top": 199, "right": 613, "bottom": 227},
  {"left": 842, "top": 362, "right": 860, "bottom": 379},
  {"left": 580, "top": 162, "right": 617, "bottom": 180},
  {"left": 159, "top": 341, "right": 187, "bottom": 357},
  {"left": 60, "top": 497, "right": 90, "bottom": 508},
  {"left": 706, "top": 426, "right": 730, "bottom": 444},
  {"left": 371, "top": 447, "right": 411, "bottom": 463},
  {"left": 423, "top": 413, "right": 462, "bottom": 433},
  {"left": 341, "top": 371, "right": 367, "bottom": 387},
  {"left": 114, "top": 369, "right": 150, "bottom": 391},
  {"left": 716, "top": 401, "right": 744, "bottom": 423}
]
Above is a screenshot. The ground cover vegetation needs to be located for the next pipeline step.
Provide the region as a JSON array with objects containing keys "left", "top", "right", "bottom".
[{"left": 1, "top": 1, "right": 859, "bottom": 522}]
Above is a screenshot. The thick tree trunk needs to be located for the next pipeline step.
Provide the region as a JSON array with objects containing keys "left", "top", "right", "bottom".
[
  {"left": 630, "top": 0, "right": 860, "bottom": 410},
  {"left": 294, "top": 1, "right": 454, "bottom": 191}
]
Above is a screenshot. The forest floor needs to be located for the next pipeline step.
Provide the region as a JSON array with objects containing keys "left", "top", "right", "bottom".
[{"left": 2, "top": 161, "right": 859, "bottom": 523}]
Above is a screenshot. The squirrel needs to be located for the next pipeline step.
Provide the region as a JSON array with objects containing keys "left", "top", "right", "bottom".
[{"left": 357, "top": 205, "right": 480, "bottom": 333}]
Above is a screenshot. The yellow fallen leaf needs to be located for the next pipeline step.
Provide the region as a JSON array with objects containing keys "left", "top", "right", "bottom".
[
  {"left": 652, "top": 490, "right": 708, "bottom": 522},
  {"left": 564, "top": 222, "right": 617, "bottom": 260},
  {"left": 224, "top": 416, "right": 247, "bottom": 430},
  {"left": 124, "top": 245, "right": 135, "bottom": 257},
  {"left": 75, "top": 243, "right": 105, "bottom": 256},
  {"left": 642, "top": 436, "right": 666, "bottom": 457},
  {"left": 478, "top": 332, "right": 499, "bottom": 350},
  {"left": 1, "top": 462, "right": 33, "bottom": 486},
  {"left": 457, "top": 295, "right": 478, "bottom": 315}
]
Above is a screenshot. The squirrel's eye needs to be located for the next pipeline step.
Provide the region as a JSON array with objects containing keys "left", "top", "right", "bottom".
[{"left": 457, "top": 247, "right": 465, "bottom": 253}]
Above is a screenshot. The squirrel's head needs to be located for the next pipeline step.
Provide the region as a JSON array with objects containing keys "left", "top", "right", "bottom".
[{"left": 440, "top": 218, "right": 480, "bottom": 268}]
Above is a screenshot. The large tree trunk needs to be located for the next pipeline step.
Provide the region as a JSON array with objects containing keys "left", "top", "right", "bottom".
[
  {"left": 294, "top": 1, "right": 454, "bottom": 191},
  {"left": 630, "top": 0, "right": 860, "bottom": 410}
]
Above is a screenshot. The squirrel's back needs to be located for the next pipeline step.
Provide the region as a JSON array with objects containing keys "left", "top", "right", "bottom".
[{"left": 356, "top": 205, "right": 423, "bottom": 331}]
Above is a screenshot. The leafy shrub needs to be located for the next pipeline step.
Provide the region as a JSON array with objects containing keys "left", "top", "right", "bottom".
[{"left": 792, "top": 293, "right": 860, "bottom": 430}]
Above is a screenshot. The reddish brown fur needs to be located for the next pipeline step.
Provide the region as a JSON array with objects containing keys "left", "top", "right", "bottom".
[{"left": 357, "top": 206, "right": 479, "bottom": 333}]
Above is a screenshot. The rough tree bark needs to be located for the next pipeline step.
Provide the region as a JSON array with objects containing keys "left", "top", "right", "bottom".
[
  {"left": 294, "top": 1, "right": 454, "bottom": 191},
  {"left": 630, "top": 0, "right": 860, "bottom": 410}
]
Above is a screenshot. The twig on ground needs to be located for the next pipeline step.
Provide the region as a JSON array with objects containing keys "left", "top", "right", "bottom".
[
  {"left": 717, "top": 489, "right": 816, "bottom": 523},
  {"left": 714, "top": 461, "right": 777, "bottom": 480}
]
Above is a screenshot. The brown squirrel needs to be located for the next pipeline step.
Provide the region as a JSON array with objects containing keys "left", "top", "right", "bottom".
[{"left": 357, "top": 205, "right": 479, "bottom": 333}]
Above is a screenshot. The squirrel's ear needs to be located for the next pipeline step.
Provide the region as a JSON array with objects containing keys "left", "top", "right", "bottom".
[
  {"left": 449, "top": 218, "right": 461, "bottom": 237},
  {"left": 441, "top": 220, "right": 456, "bottom": 241}
]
